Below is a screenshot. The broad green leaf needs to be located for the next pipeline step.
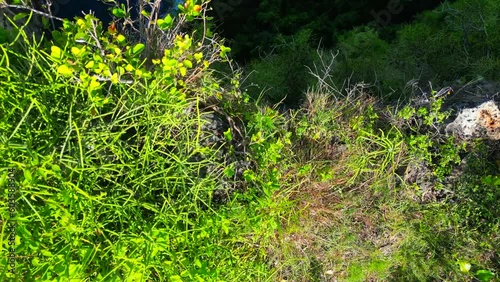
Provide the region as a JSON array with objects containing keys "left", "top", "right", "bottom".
[
  {"left": 23, "top": 169, "right": 32, "bottom": 183},
  {"left": 180, "top": 270, "right": 189, "bottom": 277},
  {"left": 195, "top": 259, "right": 202, "bottom": 268},
  {"left": 76, "top": 18, "right": 86, "bottom": 27},
  {"left": 183, "top": 59, "right": 193, "bottom": 68},
  {"left": 476, "top": 270, "right": 494, "bottom": 282},
  {"left": 71, "top": 46, "right": 85, "bottom": 57},
  {"left": 50, "top": 46, "right": 63, "bottom": 59},
  {"left": 85, "top": 61, "right": 95, "bottom": 69},
  {"left": 169, "top": 275, "right": 182, "bottom": 282},
  {"left": 220, "top": 45, "right": 231, "bottom": 59},
  {"left": 165, "top": 14, "right": 173, "bottom": 25},
  {"left": 57, "top": 65, "right": 73, "bottom": 77},
  {"left": 116, "top": 66, "right": 124, "bottom": 75},
  {"left": 35, "top": 168, "right": 48, "bottom": 180},
  {"left": 244, "top": 169, "right": 256, "bottom": 182},
  {"left": 194, "top": 52, "right": 203, "bottom": 61},
  {"left": 176, "top": 40, "right": 185, "bottom": 50},
  {"left": 74, "top": 32, "right": 87, "bottom": 41},
  {"left": 62, "top": 19, "right": 72, "bottom": 30},
  {"left": 112, "top": 8, "right": 126, "bottom": 18},
  {"left": 111, "top": 73, "right": 119, "bottom": 84},
  {"left": 131, "top": 43, "right": 145, "bottom": 55},
  {"left": 179, "top": 67, "right": 187, "bottom": 76},
  {"left": 41, "top": 16, "right": 50, "bottom": 28},
  {"left": 223, "top": 166, "right": 235, "bottom": 178},
  {"left": 116, "top": 34, "right": 126, "bottom": 44},
  {"left": 88, "top": 79, "right": 101, "bottom": 92},
  {"left": 13, "top": 13, "right": 28, "bottom": 21},
  {"left": 459, "top": 261, "right": 471, "bottom": 273},
  {"left": 0, "top": 171, "right": 6, "bottom": 187},
  {"left": 125, "top": 64, "right": 134, "bottom": 72},
  {"left": 158, "top": 14, "right": 173, "bottom": 30},
  {"left": 206, "top": 28, "right": 213, "bottom": 37},
  {"left": 51, "top": 164, "right": 61, "bottom": 174},
  {"left": 221, "top": 219, "right": 230, "bottom": 234},
  {"left": 68, "top": 264, "right": 82, "bottom": 276},
  {"left": 224, "top": 128, "right": 232, "bottom": 142}
]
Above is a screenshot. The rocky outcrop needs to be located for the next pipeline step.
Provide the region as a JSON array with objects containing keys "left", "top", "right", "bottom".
[
  {"left": 445, "top": 100, "right": 500, "bottom": 140},
  {"left": 399, "top": 81, "right": 500, "bottom": 203}
]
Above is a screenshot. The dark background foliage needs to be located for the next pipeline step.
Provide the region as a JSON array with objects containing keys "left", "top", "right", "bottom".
[{"left": 211, "top": 0, "right": 450, "bottom": 62}]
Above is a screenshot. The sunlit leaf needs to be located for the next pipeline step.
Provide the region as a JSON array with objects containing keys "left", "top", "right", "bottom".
[
  {"left": 224, "top": 128, "right": 232, "bottom": 142},
  {"left": 76, "top": 18, "right": 86, "bottom": 27},
  {"left": 112, "top": 8, "right": 126, "bottom": 18},
  {"left": 183, "top": 59, "right": 193, "bottom": 68},
  {"left": 179, "top": 67, "right": 187, "bottom": 76},
  {"left": 157, "top": 15, "right": 173, "bottom": 30},
  {"left": 111, "top": 73, "right": 119, "bottom": 84},
  {"left": 13, "top": 13, "right": 28, "bottom": 21},
  {"left": 50, "top": 46, "right": 63, "bottom": 59},
  {"left": 220, "top": 45, "right": 231, "bottom": 59},
  {"left": 116, "top": 34, "right": 126, "bottom": 44},
  {"left": 89, "top": 79, "right": 101, "bottom": 92},
  {"left": 71, "top": 46, "right": 85, "bottom": 57},
  {"left": 458, "top": 261, "right": 471, "bottom": 273},
  {"left": 23, "top": 169, "right": 32, "bottom": 183},
  {"left": 194, "top": 52, "right": 203, "bottom": 61},
  {"left": 85, "top": 61, "right": 95, "bottom": 69},
  {"left": 165, "top": 14, "right": 173, "bottom": 24},
  {"left": 57, "top": 65, "right": 73, "bottom": 77},
  {"left": 476, "top": 270, "right": 494, "bottom": 282},
  {"left": 125, "top": 64, "right": 134, "bottom": 72},
  {"left": 169, "top": 275, "right": 182, "bottom": 282},
  {"left": 131, "top": 43, "right": 145, "bottom": 55}
]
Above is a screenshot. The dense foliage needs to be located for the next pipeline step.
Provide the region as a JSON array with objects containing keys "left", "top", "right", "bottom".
[
  {"left": 213, "top": 0, "right": 450, "bottom": 61},
  {"left": 243, "top": 0, "right": 500, "bottom": 106},
  {"left": 0, "top": 0, "right": 499, "bottom": 281}
]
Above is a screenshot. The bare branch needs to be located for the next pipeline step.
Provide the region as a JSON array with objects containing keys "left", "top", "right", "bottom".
[{"left": 1, "top": 3, "right": 63, "bottom": 22}]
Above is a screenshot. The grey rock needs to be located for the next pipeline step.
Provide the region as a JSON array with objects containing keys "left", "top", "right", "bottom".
[{"left": 445, "top": 100, "right": 500, "bottom": 140}]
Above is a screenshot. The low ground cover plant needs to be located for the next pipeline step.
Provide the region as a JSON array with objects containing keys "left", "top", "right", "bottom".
[
  {"left": 0, "top": 1, "right": 293, "bottom": 280},
  {"left": 1, "top": 0, "right": 499, "bottom": 281}
]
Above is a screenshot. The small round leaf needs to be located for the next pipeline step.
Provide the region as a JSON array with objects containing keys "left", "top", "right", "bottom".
[{"left": 112, "top": 8, "right": 126, "bottom": 18}]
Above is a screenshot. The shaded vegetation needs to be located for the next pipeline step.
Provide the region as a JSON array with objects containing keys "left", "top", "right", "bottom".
[{"left": 0, "top": 0, "right": 499, "bottom": 281}]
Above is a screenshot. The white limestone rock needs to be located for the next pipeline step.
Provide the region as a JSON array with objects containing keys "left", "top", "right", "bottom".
[{"left": 445, "top": 100, "right": 500, "bottom": 140}]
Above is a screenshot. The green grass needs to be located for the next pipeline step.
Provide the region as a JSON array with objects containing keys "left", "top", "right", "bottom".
[
  {"left": 260, "top": 86, "right": 499, "bottom": 282},
  {"left": 0, "top": 12, "right": 284, "bottom": 281},
  {"left": 1, "top": 4, "right": 500, "bottom": 282}
]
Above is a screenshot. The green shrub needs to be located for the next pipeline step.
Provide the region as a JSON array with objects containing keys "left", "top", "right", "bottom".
[
  {"left": 0, "top": 4, "right": 286, "bottom": 280},
  {"left": 336, "top": 28, "right": 390, "bottom": 85},
  {"left": 390, "top": 0, "right": 500, "bottom": 83},
  {"left": 326, "top": 27, "right": 409, "bottom": 99},
  {"left": 327, "top": 0, "right": 500, "bottom": 98},
  {"left": 245, "top": 28, "right": 318, "bottom": 107}
]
